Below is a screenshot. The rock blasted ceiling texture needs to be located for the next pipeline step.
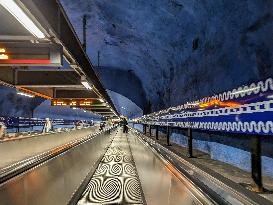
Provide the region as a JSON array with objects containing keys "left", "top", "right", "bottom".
[{"left": 60, "top": 0, "right": 273, "bottom": 111}]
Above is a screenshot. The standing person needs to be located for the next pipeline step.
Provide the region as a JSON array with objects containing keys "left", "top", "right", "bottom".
[
  {"left": 99, "top": 121, "right": 105, "bottom": 131},
  {"left": 42, "top": 118, "right": 52, "bottom": 133},
  {"left": 123, "top": 118, "right": 128, "bottom": 133},
  {"left": 0, "top": 122, "right": 6, "bottom": 138}
]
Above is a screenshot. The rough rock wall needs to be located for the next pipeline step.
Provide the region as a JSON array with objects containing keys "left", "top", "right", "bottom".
[
  {"left": 0, "top": 86, "right": 43, "bottom": 117},
  {"left": 62, "top": 0, "right": 273, "bottom": 176},
  {"left": 60, "top": 0, "right": 273, "bottom": 111}
]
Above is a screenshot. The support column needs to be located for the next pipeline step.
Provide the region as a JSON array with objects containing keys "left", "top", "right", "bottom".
[
  {"left": 149, "top": 125, "right": 152, "bottom": 136},
  {"left": 167, "top": 126, "right": 171, "bottom": 146},
  {"left": 187, "top": 128, "right": 193, "bottom": 158},
  {"left": 156, "top": 125, "right": 159, "bottom": 140},
  {"left": 251, "top": 135, "right": 263, "bottom": 192}
]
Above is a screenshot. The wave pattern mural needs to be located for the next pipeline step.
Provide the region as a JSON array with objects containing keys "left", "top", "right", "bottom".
[{"left": 135, "top": 78, "right": 273, "bottom": 135}]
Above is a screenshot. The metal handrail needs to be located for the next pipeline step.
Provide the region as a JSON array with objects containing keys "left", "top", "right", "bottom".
[{"left": 0, "top": 126, "right": 116, "bottom": 185}]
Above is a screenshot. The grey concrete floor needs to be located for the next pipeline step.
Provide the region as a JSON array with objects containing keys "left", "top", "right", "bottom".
[{"left": 146, "top": 133, "right": 273, "bottom": 203}]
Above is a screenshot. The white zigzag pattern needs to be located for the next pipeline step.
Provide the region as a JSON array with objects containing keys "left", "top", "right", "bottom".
[
  {"left": 192, "top": 78, "right": 273, "bottom": 104},
  {"left": 158, "top": 100, "right": 273, "bottom": 120}
]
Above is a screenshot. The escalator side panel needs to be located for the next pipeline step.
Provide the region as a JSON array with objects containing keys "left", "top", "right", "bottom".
[{"left": 0, "top": 131, "right": 113, "bottom": 205}]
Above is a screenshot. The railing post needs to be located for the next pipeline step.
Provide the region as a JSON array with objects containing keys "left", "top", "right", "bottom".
[
  {"left": 187, "top": 128, "right": 193, "bottom": 158},
  {"left": 167, "top": 126, "right": 171, "bottom": 146},
  {"left": 251, "top": 135, "right": 263, "bottom": 192},
  {"left": 156, "top": 125, "right": 159, "bottom": 140},
  {"left": 143, "top": 124, "right": 147, "bottom": 134}
]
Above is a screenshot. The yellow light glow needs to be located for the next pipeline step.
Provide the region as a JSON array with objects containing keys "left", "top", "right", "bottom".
[
  {"left": 80, "top": 101, "right": 92, "bottom": 106},
  {"left": 0, "top": 54, "right": 8, "bottom": 59},
  {"left": 0, "top": 48, "right": 6, "bottom": 53},
  {"left": 198, "top": 99, "right": 240, "bottom": 108},
  {"left": 69, "top": 101, "right": 77, "bottom": 106}
]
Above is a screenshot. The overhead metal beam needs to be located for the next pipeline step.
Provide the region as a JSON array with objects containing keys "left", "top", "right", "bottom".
[
  {"left": 19, "top": 87, "right": 54, "bottom": 98},
  {"left": 19, "top": 0, "right": 118, "bottom": 115},
  {"left": 54, "top": 89, "right": 98, "bottom": 99},
  {"left": 102, "top": 114, "right": 115, "bottom": 117},
  {"left": 0, "top": 35, "right": 38, "bottom": 41},
  {"left": 0, "top": 67, "right": 14, "bottom": 84},
  {"left": 0, "top": 42, "right": 62, "bottom": 66},
  {"left": 16, "top": 69, "right": 80, "bottom": 86}
]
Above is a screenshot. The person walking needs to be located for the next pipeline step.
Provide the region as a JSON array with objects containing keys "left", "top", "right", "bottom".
[{"left": 122, "top": 118, "right": 128, "bottom": 133}]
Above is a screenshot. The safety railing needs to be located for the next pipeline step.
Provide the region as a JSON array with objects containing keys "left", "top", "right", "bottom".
[
  {"left": 0, "top": 116, "right": 93, "bottom": 128},
  {"left": 0, "top": 126, "right": 115, "bottom": 184},
  {"left": 132, "top": 77, "right": 273, "bottom": 193}
]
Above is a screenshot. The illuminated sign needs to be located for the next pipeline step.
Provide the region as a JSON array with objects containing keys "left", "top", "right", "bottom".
[
  {"left": 51, "top": 99, "right": 104, "bottom": 107},
  {"left": 0, "top": 42, "right": 62, "bottom": 66}
]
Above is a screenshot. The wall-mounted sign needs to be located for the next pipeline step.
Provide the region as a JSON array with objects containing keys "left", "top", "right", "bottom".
[{"left": 0, "top": 42, "right": 62, "bottom": 66}]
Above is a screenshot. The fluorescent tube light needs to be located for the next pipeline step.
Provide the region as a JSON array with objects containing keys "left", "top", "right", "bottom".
[
  {"left": 81, "top": 76, "right": 92, "bottom": 90},
  {"left": 98, "top": 98, "right": 104, "bottom": 103},
  {"left": 17, "top": 91, "right": 34, "bottom": 98},
  {"left": 81, "top": 81, "right": 92, "bottom": 90},
  {"left": 0, "top": 0, "right": 45, "bottom": 38}
]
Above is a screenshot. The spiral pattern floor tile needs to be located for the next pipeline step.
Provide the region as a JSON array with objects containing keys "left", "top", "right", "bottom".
[{"left": 77, "top": 130, "right": 144, "bottom": 205}]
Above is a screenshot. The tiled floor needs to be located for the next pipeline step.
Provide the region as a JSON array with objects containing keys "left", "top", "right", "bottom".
[{"left": 77, "top": 130, "right": 144, "bottom": 204}]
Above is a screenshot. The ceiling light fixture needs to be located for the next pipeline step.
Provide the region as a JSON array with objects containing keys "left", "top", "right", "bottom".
[
  {"left": 81, "top": 76, "right": 92, "bottom": 90},
  {"left": 0, "top": 0, "right": 45, "bottom": 39}
]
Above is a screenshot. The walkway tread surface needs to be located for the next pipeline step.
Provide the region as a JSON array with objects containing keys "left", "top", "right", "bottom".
[{"left": 77, "top": 129, "right": 144, "bottom": 204}]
